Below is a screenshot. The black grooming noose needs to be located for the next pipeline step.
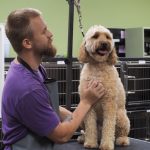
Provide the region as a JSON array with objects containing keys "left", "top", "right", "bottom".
[{"left": 66, "top": 0, "right": 85, "bottom": 37}]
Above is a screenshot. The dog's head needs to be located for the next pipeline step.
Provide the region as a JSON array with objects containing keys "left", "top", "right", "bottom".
[{"left": 78, "top": 25, "right": 118, "bottom": 65}]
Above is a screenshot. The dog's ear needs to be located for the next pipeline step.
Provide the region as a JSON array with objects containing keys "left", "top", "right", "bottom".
[
  {"left": 107, "top": 47, "right": 118, "bottom": 65},
  {"left": 78, "top": 41, "right": 90, "bottom": 63}
]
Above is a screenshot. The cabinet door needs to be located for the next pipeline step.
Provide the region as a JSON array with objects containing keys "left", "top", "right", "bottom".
[{"left": 126, "top": 28, "right": 144, "bottom": 57}]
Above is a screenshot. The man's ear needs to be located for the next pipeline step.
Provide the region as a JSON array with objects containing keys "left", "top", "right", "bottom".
[{"left": 22, "top": 39, "right": 32, "bottom": 49}]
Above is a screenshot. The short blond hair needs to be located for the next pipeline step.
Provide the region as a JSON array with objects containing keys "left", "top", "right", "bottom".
[{"left": 5, "top": 8, "right": 42, "bottom": 54}]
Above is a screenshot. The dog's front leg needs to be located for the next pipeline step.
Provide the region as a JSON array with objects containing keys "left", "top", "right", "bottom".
[
  {"left": 84, "top": 108, "right": 98, "bottom": 148},
  {"left": 100, "top": 101, "right": 116, "bottom": 150}
]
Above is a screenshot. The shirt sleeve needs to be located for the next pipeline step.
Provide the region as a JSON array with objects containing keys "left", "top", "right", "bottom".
[{"left": 16, "top": 88, "right": 60, "bottom": 137}]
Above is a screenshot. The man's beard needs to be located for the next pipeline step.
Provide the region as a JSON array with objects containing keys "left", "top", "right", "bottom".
[
  {"left": 33, "top": 44, "right": 57, "bottom": 58},
  {"left": 41, "top": 45, "right": 57, "bottom": 57}
]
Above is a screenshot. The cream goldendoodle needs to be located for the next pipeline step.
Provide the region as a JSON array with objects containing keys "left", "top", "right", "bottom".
[{"left": 78, "top": 25, "right": 130, "bottom": 150}]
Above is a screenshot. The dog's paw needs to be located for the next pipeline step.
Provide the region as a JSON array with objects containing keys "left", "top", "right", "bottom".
[
  {"left": 99, "top": 141, "right": 114, "bottom": 150},
  {"left": 84, "top": 141, "right": 98, "bottom": 149},
  {"left": 77, "top": 135, "right": 85, "bottom": 144},
  {"left": 115, "top": 136, "right": 130, "bottom": 146}
]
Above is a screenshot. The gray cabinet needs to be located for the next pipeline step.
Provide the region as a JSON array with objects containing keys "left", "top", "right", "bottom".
[{"left": 126, "top": 27, "right": 150, "bottom": 57}]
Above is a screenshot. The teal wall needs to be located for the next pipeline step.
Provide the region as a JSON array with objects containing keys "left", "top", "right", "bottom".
[{"left": 0, "top": 0, "right": 150, "bottom": 57}]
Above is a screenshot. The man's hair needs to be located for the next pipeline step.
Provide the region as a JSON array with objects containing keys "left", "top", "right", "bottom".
[{"left": 5, "top": 8, "right": 41, "bottom": 54}]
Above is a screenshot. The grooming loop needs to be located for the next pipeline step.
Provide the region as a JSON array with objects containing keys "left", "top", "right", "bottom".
[
  {"left": 66, "top": 0, "right": 85, "bottom": 37},
  {"left": 74, "top": 0, "right": 85, "bottom": 37}
]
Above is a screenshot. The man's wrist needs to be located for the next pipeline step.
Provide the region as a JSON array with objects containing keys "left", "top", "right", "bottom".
[{"left": 79, "top": 100, "right": 92, "bottom": 110}]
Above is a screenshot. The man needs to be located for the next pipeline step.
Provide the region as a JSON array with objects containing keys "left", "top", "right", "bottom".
[{"left": 2, "top": 8, "right": 105, "bottom": 150}]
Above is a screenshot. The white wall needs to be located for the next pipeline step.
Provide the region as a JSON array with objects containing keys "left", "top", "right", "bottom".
[{"left": 0, "top": 24, "right": 5, "bottom": 118}]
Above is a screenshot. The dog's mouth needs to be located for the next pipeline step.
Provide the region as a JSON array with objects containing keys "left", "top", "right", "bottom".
[
  {"left": 96, "top": 48, "right": 108, "bottom": 56},
  {"left": 95, "top": 43, "right": 110, "bottom": 56}
]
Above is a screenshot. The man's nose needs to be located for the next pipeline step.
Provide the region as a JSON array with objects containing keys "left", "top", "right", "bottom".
[{"left": 47, "top": 31, "right": 53, "bottom": 39}]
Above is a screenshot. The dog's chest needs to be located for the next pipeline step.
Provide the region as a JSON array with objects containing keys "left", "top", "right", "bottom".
[
  {"left": 80, "top": 64, "right": 118, "bottom": 87},
  {"left": 79, "top": 64, "right": 121, "bottom": 106}
]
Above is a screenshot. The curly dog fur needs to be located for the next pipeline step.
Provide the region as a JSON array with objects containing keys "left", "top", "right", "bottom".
[{"left": 78, "top": 25, "right": 130, "bottom": 150}]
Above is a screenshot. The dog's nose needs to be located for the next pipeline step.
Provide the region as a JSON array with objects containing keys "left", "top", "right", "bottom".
[{"left": 101, "top": 42, "right": 108, "bottom": 49}]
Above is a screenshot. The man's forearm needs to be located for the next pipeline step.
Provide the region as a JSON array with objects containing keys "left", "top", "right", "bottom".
[
  {"left": 59, "top": 106, "right": 72, "bottom": 121},
  {"left": 48, "top": 101, "right": 91, "bottom": 143}
]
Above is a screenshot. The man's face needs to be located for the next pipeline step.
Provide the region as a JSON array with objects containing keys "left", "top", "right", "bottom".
[{"left": 30, "top": 16, "right": 57, "bottom": 57}]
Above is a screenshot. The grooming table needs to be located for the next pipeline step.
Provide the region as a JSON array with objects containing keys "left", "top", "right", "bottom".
[{"left": 53, "top": 138, "right": 150, "bottom": 150}]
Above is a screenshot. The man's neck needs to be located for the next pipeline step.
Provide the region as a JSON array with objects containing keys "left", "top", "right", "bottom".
[{"left": 17, "top": 53, "right": 41, "bottom": 71}]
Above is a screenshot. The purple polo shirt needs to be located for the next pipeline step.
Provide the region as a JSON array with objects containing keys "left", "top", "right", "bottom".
[{"left": 2, "top": 60, "right": 60, "bottom": 149}]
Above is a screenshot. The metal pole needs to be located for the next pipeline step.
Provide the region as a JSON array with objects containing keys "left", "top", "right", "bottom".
[{"left": 66, "top": 0, "right": 74, "bottom": 110}]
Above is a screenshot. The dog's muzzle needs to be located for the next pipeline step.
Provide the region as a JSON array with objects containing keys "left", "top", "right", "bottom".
[{"left": 95, "top": 42, "right": 111, "bottom": 56}]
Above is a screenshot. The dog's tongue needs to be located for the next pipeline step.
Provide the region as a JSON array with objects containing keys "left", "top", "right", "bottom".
[
  {"left": 97, "top": 49, "right": 108, "bottom": 55},
  {"left": 100, "top": 50, "right": 107, "bottom": 54}
]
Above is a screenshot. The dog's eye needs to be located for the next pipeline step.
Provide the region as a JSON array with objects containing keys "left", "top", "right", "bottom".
[
  {"left": 106, "top": 35, "right": 111, "bottom": 40},
  {"left": 92, "top": 32, "right": 99, "bottom": 39}
]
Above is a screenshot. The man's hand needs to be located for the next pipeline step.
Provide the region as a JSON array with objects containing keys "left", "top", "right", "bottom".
[{"left": 80, "top": 79, "right": 105, "bottom": 106}]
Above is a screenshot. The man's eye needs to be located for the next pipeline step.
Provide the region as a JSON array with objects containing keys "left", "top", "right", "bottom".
[{"left": 43, "top": 30, "right": 46, "bottom": 34}]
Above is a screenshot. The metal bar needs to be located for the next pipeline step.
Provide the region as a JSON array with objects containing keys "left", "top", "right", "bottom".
[
  {"left": 119, "top": 57, "right": 150, "bottom": 61},
  {"left": 128, "top": 78, "right": 150, "bottom": 80},
  {"left": 66, "top": 0, "right": 74, "bottom": 110}
]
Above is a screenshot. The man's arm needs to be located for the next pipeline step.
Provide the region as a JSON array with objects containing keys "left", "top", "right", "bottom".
[
  {"left": 59, "top": 106, "right": 72, "bottom": 121},
  {"left": 47, "top": 80, "right": 105, "bottom": 143}
]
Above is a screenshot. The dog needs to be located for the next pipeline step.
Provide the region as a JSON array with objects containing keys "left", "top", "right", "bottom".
[{"left": 77, "top": 25, "right": 130, "bottom": 150}]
